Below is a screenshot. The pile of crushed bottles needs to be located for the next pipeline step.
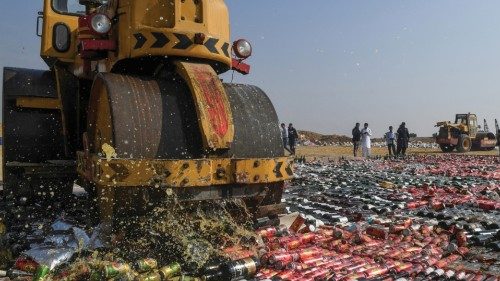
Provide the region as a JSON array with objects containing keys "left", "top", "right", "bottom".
[
  {"left": 375, "top": 155, "right": 500, "bottom": 180},
  {"left": 263, "top": 155, "right": 499, "bottom": 280},
  {"left": 0, "top": 154, "right": 499, "bottom": 280},
  {"left": 253, "top": 214, "right": 498, "bottom": 280}
]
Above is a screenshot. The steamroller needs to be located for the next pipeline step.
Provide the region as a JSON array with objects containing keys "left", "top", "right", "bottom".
[{"left": 2, "top": 0, "right": 292, "bottom": 227}]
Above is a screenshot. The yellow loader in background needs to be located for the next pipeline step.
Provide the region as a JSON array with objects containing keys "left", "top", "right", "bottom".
[{"left": 435, "top": 113, "right": 497, "bottom": 153}]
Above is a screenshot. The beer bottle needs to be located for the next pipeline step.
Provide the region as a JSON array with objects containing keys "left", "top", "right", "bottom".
[
  {"left": 201, "top": 258, "right": 228, "bottom": 280},
  {"left": 254, "top": 217, "right": 270, "bottom": 229},
  {"left": 169, "top": 275, "right": 201, "bottom": 281},
  {"left": 437, "top": 220, "right": 453, "bottom": 230},
  {"left": 202, "top": 261, "right": 222, "bottom": 275},
  {"left": 102, "top": 262, "right": 132, "bottom": 279},
  {"left": 89, "top": 270, "right": 103, "bottom": 281},
  {"left": 486, "top": 221, "right": 499, "bottom": 230},
  {"left": 428, "top": 268, "right": 445, "bottom": 279},
  {"left": 488, "top": 241, "right": 500, "bottom": 251},
  {"left": 201, "top": 271, "right": 224, "bottom": 281},
  {"left": 2, "top": 269, "right": 33, "bottom": 279},
  {"left": 219, "top": 256, "right": 260, "bottom": 281},
  {"left": 133, "top": 258, "right": 158, "bottom": 273},
  {"left": 474, "top": 229, "right": 499, "bottom": 236},
  {"left": 443, "top": 269, "right": 456, "bottom": 280},
  {"left": 135, "top": 271, "right": 162, "bottom": 281},
  {"left": 471, "top": 233, "right": 494, "bottom": 246},
  {"left": 415, "top": 267, "right": 435, "bottom": 279},
  {"left": 14, "top": 257, "right": 39, "bottom": 273},
  {"left": 158, "top": 262, "right": 181, "bottom": 280},
  {"left": 33, "top": 265, "right": 50, "bottom": 281}
]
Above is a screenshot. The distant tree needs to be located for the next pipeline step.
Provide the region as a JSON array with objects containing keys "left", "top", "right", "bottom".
[
  {"left": 432, "top": 133, "right": 438, "bottom": 138},
  {"left": 409, "top": 133, "right": 417, "bottom": 138}
]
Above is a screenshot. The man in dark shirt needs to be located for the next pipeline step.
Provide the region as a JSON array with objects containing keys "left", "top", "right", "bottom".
[
  {"left": 497, "top": 128, "right": 500, "bottom": 156},
  {"left": 397, "top": 122, "right": 410, "bottom": 156},
  {"left": 497, "top": 119, "right": 500, "bottom": 156},
  {"left": 352, "top": 123, "right": 361, "bottom": 157},
  {"left": 280, "top": 123, "right": 291, "bottom": 154},
  {"left": 288, "top": 123, "right": 299, "bottom": 155}
]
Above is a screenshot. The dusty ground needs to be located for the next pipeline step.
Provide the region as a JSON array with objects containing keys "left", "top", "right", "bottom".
[{"left": 294, "top": 145, "right": 500, "bottom": 159}]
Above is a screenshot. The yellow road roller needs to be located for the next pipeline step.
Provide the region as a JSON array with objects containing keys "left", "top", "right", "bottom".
[{"left": 2, "top": 0, "right": 292, "bottom": 227}]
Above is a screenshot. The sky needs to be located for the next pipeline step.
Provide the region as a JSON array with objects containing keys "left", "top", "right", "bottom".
[{"left": 2, "top": 1, "right": 500, "bottom": 137}]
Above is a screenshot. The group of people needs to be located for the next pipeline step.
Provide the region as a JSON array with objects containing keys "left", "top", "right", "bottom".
[
  {"left": 281, "top": 123, "right": 299, "bottom": 155},
  {"left": 280, "top": 121, "right": 412, "bottom": 157},
  {"left": 351, "top": 123, "right": 373, "bottom": 158},
  {"left": 386, "top": 123, "right": 410, "bottom": 156},
  {"left": 352, "top": 122, "right": 410, "bottom": 158}
]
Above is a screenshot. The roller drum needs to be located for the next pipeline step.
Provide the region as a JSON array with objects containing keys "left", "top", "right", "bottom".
[{"left": 88, "top": 74, "right": 283, "bottom": 161}]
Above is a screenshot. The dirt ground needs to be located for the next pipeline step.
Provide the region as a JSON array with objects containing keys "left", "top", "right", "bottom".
[
  {"left": 294, "top": 145, "right": 500, "bottom": 159},
  {"left": 0, "top": 144, "right": 497, "bottom": 181}
]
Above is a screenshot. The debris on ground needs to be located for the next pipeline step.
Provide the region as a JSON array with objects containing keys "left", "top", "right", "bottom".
[{"left": 0, "top": 154, "right": 499, "bottom": 280}]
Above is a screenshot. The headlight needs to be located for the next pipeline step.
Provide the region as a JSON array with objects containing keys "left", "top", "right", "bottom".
[
  {"left": 233, "top": 39, "right": 252, "bottom": 59},
  {"left": 91, "top": 13, "right": 111, "bottom": 34}
]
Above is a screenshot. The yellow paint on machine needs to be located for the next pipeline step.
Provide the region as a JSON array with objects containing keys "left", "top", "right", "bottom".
[
  {"left": 123, "top": 0, "right": 231, "bottom": 66},
  {"left": 77, "top": 152, "right": 293, "bottom": 187},
  {"left": 0, "top": 123, "right": 2, "bottom": 182},
  {"left": 15, "top": 97, "right": 61, "bottom": 110},
  {"left": 39, "top": 0, "right": 232, "bottom": 76},
  {"left": 175, "top": 61, "right": 234, "bottom": 150}
]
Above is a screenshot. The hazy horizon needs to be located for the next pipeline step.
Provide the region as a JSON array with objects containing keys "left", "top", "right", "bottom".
[{"left": 2, "top": 1, "right": 500, "bottom": 137}]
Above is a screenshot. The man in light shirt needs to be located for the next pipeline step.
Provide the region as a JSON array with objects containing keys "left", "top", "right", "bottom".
[
  {"left": 385, "top": 126, "right": 396, "bottom": 156},
  {"left": 360, "top": 123, "right": 372, "bottom": 158}
]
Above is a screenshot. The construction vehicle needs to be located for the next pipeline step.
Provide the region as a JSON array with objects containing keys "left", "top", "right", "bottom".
[
  {"left": 435, "top": 113, "right": 497, "bottom": 153},
  {"left": 2, "top": 0, "right": 293, "bottom": 227}
]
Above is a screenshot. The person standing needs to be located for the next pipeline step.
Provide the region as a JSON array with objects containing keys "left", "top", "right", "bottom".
[
  {"left": 280, "top": 123, "right": 291, "bottom": 153},
  {"left": 385, "top": 126, "right": 396, "bottom": 156},
  {"left": 352, "top": 123, "right": 361, "bottom": 157},
  {"left": 288, "top": 123, "right": 299, "bottom": 155},
  {"left": 360, "top": 123, "right": 372, "bottom": 158},
  {"left": 497, "top": 127, "right": 500, "bottom": 156},
  {"left": 397, "top": 122, "right": 410, "bottom": 156}
]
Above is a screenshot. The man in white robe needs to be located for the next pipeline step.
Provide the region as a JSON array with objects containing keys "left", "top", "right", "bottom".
[{"left": 360, "top": 123, "right": 372, "bottom": 158}]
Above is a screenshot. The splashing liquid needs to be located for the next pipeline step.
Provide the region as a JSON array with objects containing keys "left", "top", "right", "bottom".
[{"left": 113, "top": 194, "right": 258, "bottom": 274}]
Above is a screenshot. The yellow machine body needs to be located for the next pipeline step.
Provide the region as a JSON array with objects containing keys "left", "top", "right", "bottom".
[
  {"left": 2, "top": 0, "right": 291, "bottom": 227},
  {"left": 40, "top": 0, "right": 232, "bottom": 75}
]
